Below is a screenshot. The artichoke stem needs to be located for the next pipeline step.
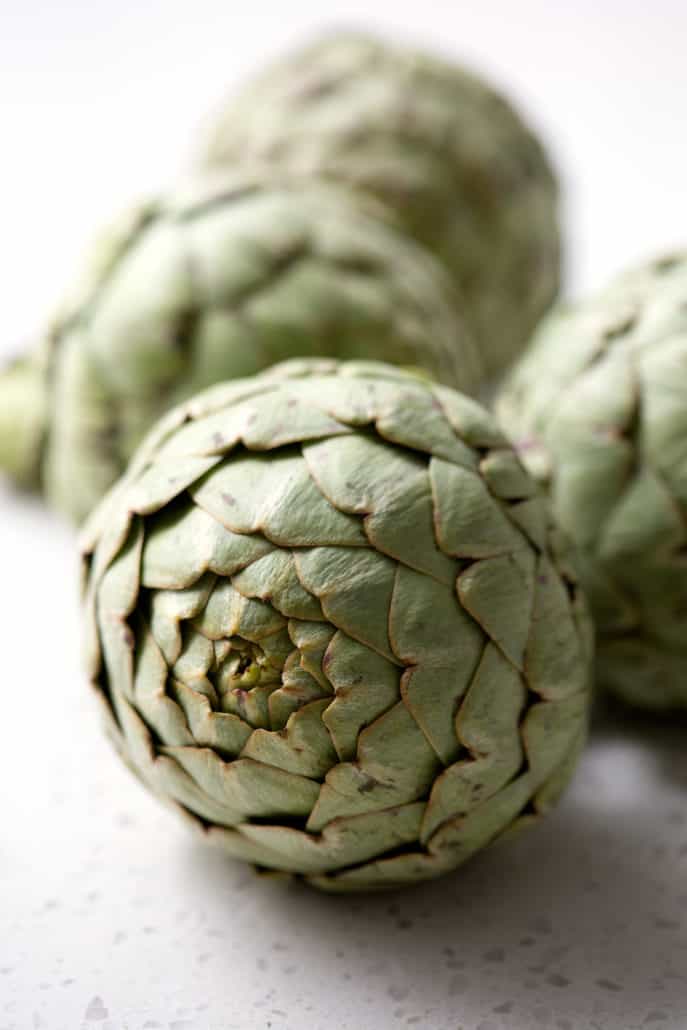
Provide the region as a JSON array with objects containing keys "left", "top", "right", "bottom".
[{"left": 0, "top": 355, "right": 47, "bottom": 489}]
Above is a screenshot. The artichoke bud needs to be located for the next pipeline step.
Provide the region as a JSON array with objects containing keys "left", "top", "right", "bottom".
[
  {"left": 83, "top": 359, "right": 593, "bottom": 891},
  {"left": 198, "top": 29, "right": 561, "bottom": 377},
  {"left": 15, "top": 174, "right": 483, "bottom": 524},
  {"left": 497, "top": 252, "right": 687, "bottom": 710}
]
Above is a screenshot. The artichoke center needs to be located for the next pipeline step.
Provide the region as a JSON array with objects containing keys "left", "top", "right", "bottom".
[
  {"left": 216, "top": 637, "right": 283, "bottom": 692},
  {"left": 210, "top": 637, "right": 288, "bottom": 727}
]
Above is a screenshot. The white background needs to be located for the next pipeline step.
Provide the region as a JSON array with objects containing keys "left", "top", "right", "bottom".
[
  {"left": 1, "top": 3, "right": 687, "bottom": 1029},
  {"left": 1, "top": 0, "right": 686, "bottom": 346}
]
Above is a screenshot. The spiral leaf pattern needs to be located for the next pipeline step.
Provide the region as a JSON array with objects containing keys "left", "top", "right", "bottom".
[{"left": 83, "top": 360, "right": 591, "bottom": 891}]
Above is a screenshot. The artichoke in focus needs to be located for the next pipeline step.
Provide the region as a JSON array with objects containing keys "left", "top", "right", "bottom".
[
  {"left": 82, "top": 359, "right": 592, "bottom": 892},
  {"left": 0, "top": 176, "right": 481, "bottom": 524},
  {"left": 497, "top": 253, "right": 687, "bottom": 710},
  {"left": 199, "top": 30, "right": 561, "bottom": 377}
]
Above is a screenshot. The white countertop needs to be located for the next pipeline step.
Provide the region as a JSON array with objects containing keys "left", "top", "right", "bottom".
[{"left": 1, "top": 4, "right": 686, "bottom": 1028}]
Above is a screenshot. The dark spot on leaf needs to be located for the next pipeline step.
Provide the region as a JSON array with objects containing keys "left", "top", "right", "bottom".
[
  {"left": 603, "top": 313, "right": 637, "bottom": 341},
  {"left": 357, "top": 774, "right": 379, "bottom": 794},
  {"left": 653, "top": 255, "right": 681, "bottom": 274}
]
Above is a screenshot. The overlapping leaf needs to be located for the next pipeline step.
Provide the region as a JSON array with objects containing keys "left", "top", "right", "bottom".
[
  {"left": 498, "top": 253, "right": 687, "bottom": 709},
  {"left": 198, "top": 29, "right": 560, "bottom": 376},
  {"left": 83, "top": 360, "right": 592, "bottom": 890}
]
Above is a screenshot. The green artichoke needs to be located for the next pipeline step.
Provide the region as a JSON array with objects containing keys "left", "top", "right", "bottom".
[
  {"left": 0, "top": 176, "right": 480, "bottom": 524},
  {"left": 199, "top": 30, "right": 561, "bottom": 377},
  {"left": 82, "top": 359, "right": 592, "bottom": 891},
  {"left": 497, "top": 253, "right": 687, "bottom": 710}
]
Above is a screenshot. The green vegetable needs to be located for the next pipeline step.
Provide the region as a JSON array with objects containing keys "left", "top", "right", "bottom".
[
  {"left": 82, "top": 359, "right": 592, "bottom": 891},
  {"left": 199, "top": 30, "right": 561, "bottom": 377},
  {"left": 498, "top": 253, "right": 687, "bottom": 710},
  {"left": 0, "top": 177, "right": 480, "bottom": 523}
]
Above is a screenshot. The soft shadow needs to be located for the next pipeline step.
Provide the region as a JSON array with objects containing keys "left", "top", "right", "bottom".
[
  {"left": 176, "top": 730, "right": 687, "bottom": 1029},
  {"left": 591, "top": 692, "right": 687, "bottom": 791}
]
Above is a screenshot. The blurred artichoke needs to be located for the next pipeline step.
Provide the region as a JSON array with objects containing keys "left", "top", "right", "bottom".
[
  {"left": 497, "top": 253, "right": 687, "bottom": 710},
  {"left": 82, "top": 359, "right": 592, "bottom": 891},
  {"left": 0, "top": 176, "right": 481, "bottom": 524},
  {"left": 199, "top": 30, "right": 561, "bottom": 377}
]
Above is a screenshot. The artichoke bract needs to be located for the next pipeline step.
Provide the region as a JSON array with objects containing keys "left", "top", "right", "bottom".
[
  {"left": 82, "top": 360, "right": 592, "bottom": 892},
  {"left": 199, "top": 30, "right": 561, "bottom": 377},
  {"left": 497, "top": 254, "right": 687, "bottom": 710},
  {"left": 0, "top": 176, "right": 480, "bottom": 524}
]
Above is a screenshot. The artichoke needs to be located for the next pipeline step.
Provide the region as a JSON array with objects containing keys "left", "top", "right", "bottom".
[
  {"left": 82, "top": 359, "right": 592, "bottom": 891},
  {"left": 0, "top": 176, "right": 480, "bottom": 524},
  {"left": 497, "top": 253, "right": 687, "bottom": 710},
  {"left": 199, "top": 30, "right": 561, "bottom": 377}
]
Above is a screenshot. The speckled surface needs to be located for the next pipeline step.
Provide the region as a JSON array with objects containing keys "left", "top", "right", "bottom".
[
  {"left": 2, "top": 6, "right": 687, "bottom": 1026},
  {"left": 2, "top": 485, "right": 687, "bottom": 1030}
]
